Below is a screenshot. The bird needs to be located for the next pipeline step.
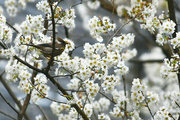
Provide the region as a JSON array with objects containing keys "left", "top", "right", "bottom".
[{"left": 23, "top": 37, "right": 69, "bottom": 57}]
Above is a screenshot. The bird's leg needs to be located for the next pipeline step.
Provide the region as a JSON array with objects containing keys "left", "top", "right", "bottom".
[{"left": 47, "top": 56, "right": 55, "bottom": 66}]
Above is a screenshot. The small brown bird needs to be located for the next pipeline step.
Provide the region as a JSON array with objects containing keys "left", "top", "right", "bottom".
[{"left": 24, "top": 37, "right": 68, "bottom": 57}]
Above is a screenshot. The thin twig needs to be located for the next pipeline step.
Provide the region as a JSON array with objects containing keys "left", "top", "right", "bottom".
[
  {"left": 106, "top": 16, "right": 136, "bottom": 46},
  {"left": 0, "top": 93, "right": 19, "bottom": 114},
  {"left": 6, "top": 21, "right": 19, "bottom": 34},
  {"left": 122, "top": 76, "right": 127, "bottom": 119},
  {"left": 99, "top": 91, "right": 116, "bottom": 104},
  {"left": 0, "top": 110, "right": 16, "bottom": 120},
  {"left": 36, "top": 105, "right": 50, "bottom": 120},
  {"left": 175, "top": 101, "right": 180, "bottom": 108},
  {"left": 43, "top": 14, "right": 49, "bottom": 35},
  {"left": 64, "top": 26, "right": 69, "bottom": 38},
  {"left": 129, "top": 59, "right": 164, "bottom": 64},
  {"left": 45, "top": 0, "right": 56, "bottom": 72},
  {"left": 142, "top": 91, "right": 154, "bottom": 119},
  {"left": 53, "top": 72, "right": 80, "bottom": 78},
  {"left": 63, "top": 89, "right": 85, "bottom": 92}
]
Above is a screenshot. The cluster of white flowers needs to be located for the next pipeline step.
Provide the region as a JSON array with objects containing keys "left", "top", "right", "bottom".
[
  {"left": 112, "top": 90, "right": 128, "bottom": 107},
  {"left": 88, "top": 16, "right": 116, "bottom": 42},
  {"left": 0, "top": 24, "right": 12, "bottom": 44},
  {"left": 67, "top": 78, "right": 80, "bottom": 90},
  {"left": 87, "top": 0, "right": 100, "bottom": 10},
  {"left": 108, "top": 33, "right": 135, "bottom": 51},
  {"left": 84, "top": 104, "right": 93, "bottom": 117},
  {"left": 125, "top": 3, "right": 180, "bottom": 119},
  {"left": 156, "top": 19, "right": 176, "bottom": 46},
  {"left": 5, "top": 58, "right": 46, "bottom": 99},
  {"left": 110, "top": 90, "right": 128, "bottom": 118},
  {"left": 0, "top": 47, "right": 16, "bottom": 58},
  {"left": 56, "top": 8, "right": 76, "bottom": 30},
  {"left": 129, "top": 110, "right": 142, "bottom": 120},
  {"left": 31, "top": 73, "right": 50, "bottom": 103},
  {"left": 146, "top": 91, "right": 159, "bottom": 104},
  {"left": 18, "top": 70, "right": 32, "bottom": 94},
  {"left": 0, "top": 14, "right": 6, "bottom": 23},
  {"left": 121, "top": 48, "right": 137, "bottom": 61},
  {"left": 154, "top": 107, "right": 172, "bottom": 120},
  {"left": 110, "top": 106, "right": 124, "bottom": 118},
  {"left": 128, "top": 0, "right": 177, "bottom": 47},
  {"left": 5, "top": 0, "right": 35, "bottom": 17},
  {"left": 51, "top": 100, "right": 81, "bottom": 120},
  {"left": 84, "top": 80, "right": 100, "bottom": 99},
  {"left": 98, "top": 97, "right": 110, "bottom": 111},
  {"left": 156, "top": 33, "right": 165, "bottom": 45},
  {"left": 159, "top": 20, "right": 176, "bottom": 35},
  {"left": 0, "top": 14, "right": 12, "bottom": 45},
  {"left": 131, "top": 78, "right": 146, "bottom": 108},
  {"left": 131, "top": 78, "right": 158, "bottom": 113},
  {"left": 129, "top": 0, "right": 157, "bottom": 22},
  {"left": 18, "top": 72, "right": 50, "bottom": 103},
  {"left": 36, "top": 0, "right": 76, "bottom": 30},
  {"left": 92, "top": 97, "right": 110, "bottom": 113},
  {"left": 164, "top": 54, "right": 180, "bottom": 72},
  {"left": 5, "top": 59, "right": 26, "bottom": 82},
  {"left": 102, "top": 75, "right": 121, "bottom": 93},
  {"left": 20, "top": 15, "right": 44, "bottom": 35},
  {"left": 160, "top": 54, "right": 179, "bottom": 80},
  {"left": 36, "top": 0, "right": 51, "bottom": 13},
  {"left": 98, "top": 113, "right": 110, "bottom": 120},
  {"left": 171, "top": 32, "right": 180, "bottom": 49},
  {"left": 50, "top": 102, "right": 70, "bottom": 115},
  {"left": 83, "top": 43, "right": 106, "bottom": 59}
]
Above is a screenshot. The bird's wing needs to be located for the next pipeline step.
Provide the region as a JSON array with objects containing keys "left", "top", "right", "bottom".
[{"left": 38, "top": 43, "right": 52, "bottom": 48}]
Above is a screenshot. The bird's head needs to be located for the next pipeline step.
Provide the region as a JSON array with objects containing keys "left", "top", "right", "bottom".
[{"left": 56, "top": 37, "right": 69, "bottom": 45}]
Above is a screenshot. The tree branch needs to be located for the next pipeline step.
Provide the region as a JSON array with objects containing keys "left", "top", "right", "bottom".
[
  {"left": 167, "top": 0, "right": 180, "bottom": 91},
  {"left": 45, "top": 0, "right": 56, "bottom": 72}
]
